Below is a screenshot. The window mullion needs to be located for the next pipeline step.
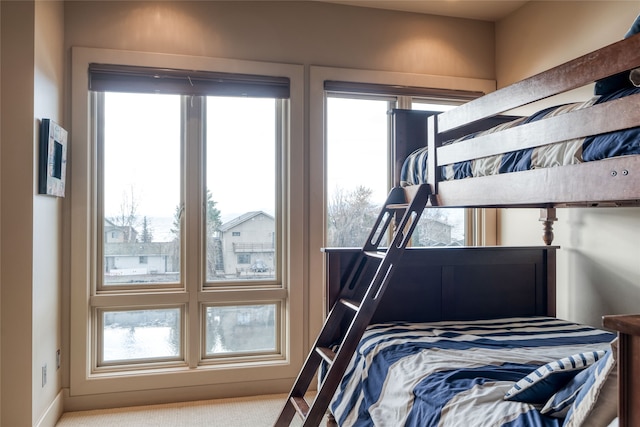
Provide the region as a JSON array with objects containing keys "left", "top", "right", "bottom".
[{"left": 183, "top": 95, "right": 206, "bottom": 367}]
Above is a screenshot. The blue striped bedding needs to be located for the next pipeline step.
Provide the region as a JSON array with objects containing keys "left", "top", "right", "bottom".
[
  {"left": 330, "top": 317, "right": 615, "bottom": 427},
  {"left": 400, "top": 87, "right": 640, "bottom": 186}
]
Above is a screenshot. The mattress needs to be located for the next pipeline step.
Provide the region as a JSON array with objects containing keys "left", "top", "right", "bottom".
[
  {"left": 400, "top": 87, "right": 640, "bottom": 186},
  {"left": 330, "top": 316, "right": 615, "bottom": 427}
]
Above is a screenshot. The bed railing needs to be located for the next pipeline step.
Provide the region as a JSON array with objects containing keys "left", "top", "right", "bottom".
[{"left": 418, "top": 33, "right": 640, "bottom": 208}]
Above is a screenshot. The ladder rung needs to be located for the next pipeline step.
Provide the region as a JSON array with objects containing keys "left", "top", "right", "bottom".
[
  {"left": 290, "top": 396, "right": 310, "bottom": 418},
  {"left": 316, "top": 346, "right": 336, "bottom": 365},
  {"left": 363, "top": 250, "right": 385, "bottom": 259},
  {"left": 386, "top": 203, "right": 408, "bottom": 210},
  {"left": 339, "top": 298, "right": 361, "bottom": 312}
]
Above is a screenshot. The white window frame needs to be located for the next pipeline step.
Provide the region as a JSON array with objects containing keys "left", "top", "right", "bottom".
[
  {"left": 70, "top": 47, "right": 304, "bottom": 401},
  {"left": 308, "top": 66, "right": 498, "bottom": 341}
]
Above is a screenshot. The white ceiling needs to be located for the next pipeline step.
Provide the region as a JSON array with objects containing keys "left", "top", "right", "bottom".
[{"left": 317, "top": 1, "right": 530, "bottom": 22}]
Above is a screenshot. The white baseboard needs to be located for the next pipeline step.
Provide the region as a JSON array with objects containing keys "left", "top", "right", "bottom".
[{"left": 35, "top": 390, "right": 64, "bottom": 427}]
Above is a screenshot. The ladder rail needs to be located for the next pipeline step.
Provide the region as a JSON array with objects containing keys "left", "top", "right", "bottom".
[{"left": 274, "top": 184, "right": 431, "bottom": 427}]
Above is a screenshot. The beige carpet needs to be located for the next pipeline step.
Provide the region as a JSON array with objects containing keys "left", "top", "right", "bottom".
[{"left": 56, "top": 393, "right": 329, "bottom": 427}]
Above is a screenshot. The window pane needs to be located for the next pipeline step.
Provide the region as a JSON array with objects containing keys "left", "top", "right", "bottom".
[
  {"left": 102, "top": 308, "right": 181, "bottom": 363},
  {"left": 205, "top": 304, "right": 277, "bottom": 356},
  {"left": 206, "top": 97, "right": 277, "bottom": 282},
  {"left": 326, "top": 97, "right": 391, "bottom": 247},
  {"left": 102, "top": 92, "right": 181, "bottom": 285},
  {"left": 411, "top": 101, "right": 466, "bottom": 246}
]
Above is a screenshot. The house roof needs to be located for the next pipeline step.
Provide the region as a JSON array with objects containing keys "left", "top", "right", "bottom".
[{"left": 219, "top": 211, "right": 274, "bottom": 232}]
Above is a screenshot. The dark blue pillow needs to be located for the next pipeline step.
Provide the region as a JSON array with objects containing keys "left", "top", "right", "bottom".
[
  {"left": 540, "top": 359, "right": 598, "bottom": 417},
  {"left": 503, "top": 351, "right": 606, "bottom": 405},
  {"left": 594, "top": 13, "right": 640, "bottom": 95}
]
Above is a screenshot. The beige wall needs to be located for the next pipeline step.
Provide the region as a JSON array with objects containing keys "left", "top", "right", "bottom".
[
  {"left": 1, "top": 2, "right": 37, "bottom": 426},
  {"left": 64, "top": 1, "right": 495, "bottom": 79},
  {"left": 496, "top": 1, "right": 640, "bottom": 327},
  {"left": 33, "top": 2, "right": 65, "bottom": 425},
  {"left": 1, "top": 1, "right": 65, "bottom": 426}
]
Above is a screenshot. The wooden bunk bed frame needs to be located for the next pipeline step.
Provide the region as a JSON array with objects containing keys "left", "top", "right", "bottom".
[
  {"left": 381, "top": 33, "right": 640, "bottom": 426},
  {"left": 277, "top": 33, "right": 640, "bottom": 427}
]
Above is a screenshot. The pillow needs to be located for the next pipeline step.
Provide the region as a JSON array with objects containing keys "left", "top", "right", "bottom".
[
  {"left": 541, "top": 356, "right": 601, "bottom": 417},
  {"left": 595, "top": 14, "right": 640, "bottom": 95},
  {"left": 504, "top": 350, "right": 606, "bottom": 404},
  {"left": 562, "top": 349, "right": 618, "bottom": 427}
]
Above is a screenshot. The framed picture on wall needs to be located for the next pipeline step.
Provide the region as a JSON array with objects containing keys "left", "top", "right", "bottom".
[{"left": 38, "top": 118, "right": 68, "bottom": 197}]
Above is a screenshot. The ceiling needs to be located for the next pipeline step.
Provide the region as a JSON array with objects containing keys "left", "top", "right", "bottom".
[{"left": 318, "top": 1, "right": 531, "bottom": 22}]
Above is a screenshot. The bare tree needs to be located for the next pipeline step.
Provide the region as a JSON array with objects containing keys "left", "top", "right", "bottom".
[
  {"left": 108, "top": 186, "right": 139, "bottom": 242},
  {"left": 327, "top": 186, "right": 379, "bottom": 247}
]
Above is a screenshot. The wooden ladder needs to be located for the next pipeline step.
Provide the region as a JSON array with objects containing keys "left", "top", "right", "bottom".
[{"left": 274, "top": 184, "right": 431, "bottom": 427}]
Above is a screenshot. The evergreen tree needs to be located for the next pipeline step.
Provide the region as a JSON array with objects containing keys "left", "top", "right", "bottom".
[{"left": 140, "top": 216, "right": 154, "bottom": 243}]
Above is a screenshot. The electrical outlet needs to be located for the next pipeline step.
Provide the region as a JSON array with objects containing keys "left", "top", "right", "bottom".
[
  {"left": 42, "top": 364, "right": 47, "bottom": 387},
  {"left": 56, "top": 349, "right": 61, "bottom": 370}
]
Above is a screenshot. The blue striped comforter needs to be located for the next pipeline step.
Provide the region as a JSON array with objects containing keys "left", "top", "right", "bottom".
[
  {"left": 330, "top": 317, "right": 615, "bottom": 427},
  {"left": 400, "top": 87, "right": 640, "bottom": 186}
]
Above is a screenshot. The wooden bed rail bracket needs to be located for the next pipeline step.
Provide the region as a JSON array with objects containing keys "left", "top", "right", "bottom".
[{"left": 539, "top": 208, "right": 557, "bottom": 246}]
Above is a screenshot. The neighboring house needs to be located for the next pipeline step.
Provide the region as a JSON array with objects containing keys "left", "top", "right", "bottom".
[
  {"left": 103, "top": 219, "right": 177, "bottom": 278},
  {"left": 415, "top": 218, "right": 459, "bottom": 247},
  {"left": 104, "top": 218, "right": 138, "bottom": 243},
  {"left": 103, "top": 242, "right": 178, "bottom": 277},
  {"left": 217, "top": 211, "right": 275, "bottom": 276}
]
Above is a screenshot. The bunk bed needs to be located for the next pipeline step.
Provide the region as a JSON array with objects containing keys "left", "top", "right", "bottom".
[{"left": 321, "top": 23, "right": 640, "bottom": 427}]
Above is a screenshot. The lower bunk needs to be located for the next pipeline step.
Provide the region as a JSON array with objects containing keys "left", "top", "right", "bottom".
[
  {"left": 323, "top": 247, "right": 620, "bottom": 427},
  {"left": 330, "top": 317, "right": 616, "bottom": 427}
]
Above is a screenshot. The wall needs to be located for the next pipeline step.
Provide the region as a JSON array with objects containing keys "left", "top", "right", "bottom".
[
  {"left": 64, "top": 1, "right": 495, "bottom": 78},
  {"left": 33, "top": 2, "right": 65, "bottom": 425},
  {"left": 496, "top": 1, "right": 640, "bottom": 327},
  {"left": 1, "top": 2, "right": 37, "bottom": 425},
  {"left": 1, "top": 1, "right": 65, "bottom": 426}
]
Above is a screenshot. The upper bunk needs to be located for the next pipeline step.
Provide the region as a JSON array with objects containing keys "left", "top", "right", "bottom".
[{"left": 394, "top": 29, "right": 640, "bottom": 209}]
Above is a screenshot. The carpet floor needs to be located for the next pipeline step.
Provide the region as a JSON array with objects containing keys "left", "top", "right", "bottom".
[{"left": 56, "top": 393, "right": 329, "bottom": 427}]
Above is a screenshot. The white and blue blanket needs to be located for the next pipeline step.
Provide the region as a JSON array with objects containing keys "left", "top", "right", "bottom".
[
  {"left": 400, "top": 87, "right": 640, "bottom": 186},
  {"left": 330, "top": 317, "right": 615, "bottom": 427}
]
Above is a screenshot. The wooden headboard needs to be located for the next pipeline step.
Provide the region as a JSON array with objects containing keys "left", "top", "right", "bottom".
[{"left": 324, "top": 246, "right": 557, "bottom": 324}]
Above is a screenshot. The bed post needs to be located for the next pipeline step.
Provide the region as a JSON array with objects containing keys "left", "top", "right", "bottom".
[
  {"left": 426, "top": 114, "right": 438, "bottom": 197},
  {"left": 539, "top": 208, "right": 557, "bottom": 245}
]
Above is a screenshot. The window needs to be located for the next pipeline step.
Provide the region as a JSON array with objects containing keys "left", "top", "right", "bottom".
[
  {"left": 325, "top": 93, "right": 468, "bottom": 248},
  {"left": 98, "top": 89, "right": 282, "bottom": 365},
  {"left": 100, "top": 308, "right": 181, "bottom": 364},
  {"left": 71, "top": 48, "right": 304, "bottom": 397},
  {"left": 326, "top": 96, "right": 392, "bottom": 247}
]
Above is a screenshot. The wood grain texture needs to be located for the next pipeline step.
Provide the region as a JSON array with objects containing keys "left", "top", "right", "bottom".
[{"left": 603, "top": 315, "right": 640, "bottom": 427}]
